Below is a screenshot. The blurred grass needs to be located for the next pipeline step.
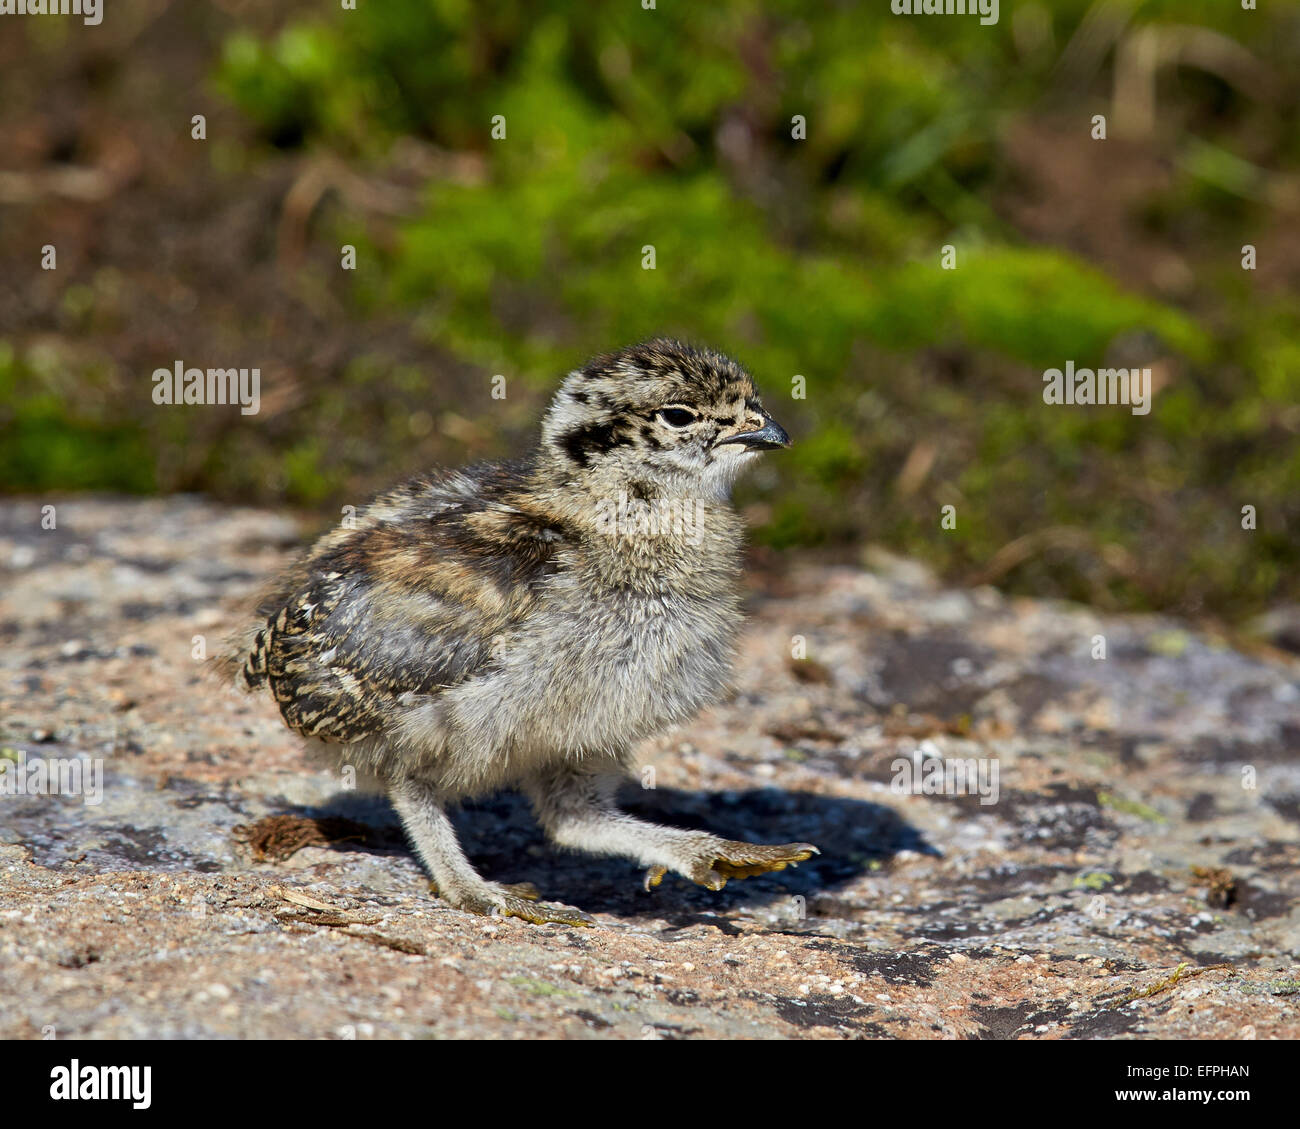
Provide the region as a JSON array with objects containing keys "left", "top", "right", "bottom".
[{"left": 3, "top": 0, "right": 1298, "bottom": 620}]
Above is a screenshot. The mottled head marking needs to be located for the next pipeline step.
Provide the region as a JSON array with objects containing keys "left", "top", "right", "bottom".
[{"left": 540, "top": 338, "right": 788, "bottom": 498}]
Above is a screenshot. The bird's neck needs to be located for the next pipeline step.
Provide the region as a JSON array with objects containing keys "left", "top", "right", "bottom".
[{"left": 524, "top": 460, "right": 745, "bottom": 590}]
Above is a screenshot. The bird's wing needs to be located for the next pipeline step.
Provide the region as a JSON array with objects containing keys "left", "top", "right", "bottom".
[{"left": 244, "top": 464, "right": 565, "bottom": 743}]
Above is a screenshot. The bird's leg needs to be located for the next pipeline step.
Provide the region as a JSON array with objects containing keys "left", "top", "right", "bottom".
[
  {"left": 526, "top": 767, "right": 818, "bottom": 892},
  {"left": 388, "top": 776, "right": 592, "bottom": 926}
]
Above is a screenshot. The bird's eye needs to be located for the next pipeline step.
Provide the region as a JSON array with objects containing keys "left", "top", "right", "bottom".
[{"left": 656, "top": 407, "right": 697, "bottom": 428}]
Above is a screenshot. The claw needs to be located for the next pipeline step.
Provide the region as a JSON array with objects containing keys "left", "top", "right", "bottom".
[
  {"left": 644, "top": 865, "right": 668, "bottom": 891},
  {"left": 431, "top": 882, "right": 593, "bottom": 927},
  {"left": 692, "top": 841, "right": 820, "bottom": 887}
]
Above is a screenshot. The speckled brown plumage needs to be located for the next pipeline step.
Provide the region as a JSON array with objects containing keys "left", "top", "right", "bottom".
[{"left": 242, "top": 461, "right": 561, "bottom": 743}]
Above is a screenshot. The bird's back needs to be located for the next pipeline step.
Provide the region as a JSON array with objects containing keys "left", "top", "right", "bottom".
[{"left": 235, "top": 459, "right": 565, "bottom": 745}]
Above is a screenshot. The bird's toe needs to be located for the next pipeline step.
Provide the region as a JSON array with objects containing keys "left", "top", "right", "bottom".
[
  {"left": 492, "top": 894, "right": 594, "bottom": 928},
  {"left": 697, "top": 840, "right": 820, "bottom": 884},
  {"left": 431, "top": 881, "right": 592, "bottom": 926}
]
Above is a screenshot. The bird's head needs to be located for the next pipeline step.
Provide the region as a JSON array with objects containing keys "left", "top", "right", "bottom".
[{"left": 539, "top": 338, "right": 790, "bottom": 500}]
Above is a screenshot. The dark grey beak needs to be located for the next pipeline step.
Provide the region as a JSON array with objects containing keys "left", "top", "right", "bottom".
[{"left": 715, "top": 416, "right": 792, "bottom": 452}]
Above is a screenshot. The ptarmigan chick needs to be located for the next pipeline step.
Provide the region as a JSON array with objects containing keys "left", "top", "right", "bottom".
[{"left": 234, "top": 339, "right": 818, "bottom": 925}]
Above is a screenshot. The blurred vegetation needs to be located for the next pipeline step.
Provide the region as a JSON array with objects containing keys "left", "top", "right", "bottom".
[{"left": 3, "top": 0, "right": 1299, "bottom": 620}]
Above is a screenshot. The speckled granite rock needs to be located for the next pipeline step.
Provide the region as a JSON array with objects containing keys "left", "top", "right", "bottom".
[{"left": 1, "top": 497, "right": 1297, "bottom": 1039}]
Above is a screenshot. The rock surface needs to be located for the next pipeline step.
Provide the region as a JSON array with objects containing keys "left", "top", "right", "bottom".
[{"left": 1, "top": 496, "right": 1297, "bottom": 1039}]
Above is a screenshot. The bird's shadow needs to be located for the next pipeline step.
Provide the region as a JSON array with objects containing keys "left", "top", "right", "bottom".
[{"left": 290, "top": 783, "right": 936, "bottom": 927}]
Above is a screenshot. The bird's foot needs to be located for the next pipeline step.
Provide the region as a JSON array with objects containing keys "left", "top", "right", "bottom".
[
  {"left": 431, "top": 880, "right": 593, "bottom": 927},
  {"left": 645, "top": 840, "right": 820, "bottom": 892},
  {"left": 485, "top": 890, "right": 594, "bottom": 927}
]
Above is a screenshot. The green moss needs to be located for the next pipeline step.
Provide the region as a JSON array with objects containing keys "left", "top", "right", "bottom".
[
  {"left": 0, "top": 345, "right": 156, "bottom": 494},
  {"left": 1240, "top": 979, "right": 1300, "bottom": 997},
  {"left": 508, "top": 975, "right": 576, "bottom": 998},
  {"left": 1098, "top": 792, "right": 1167, "bottom": 824}
]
